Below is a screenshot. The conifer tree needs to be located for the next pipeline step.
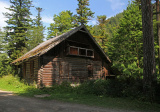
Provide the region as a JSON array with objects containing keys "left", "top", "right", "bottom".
[
  {"left": 27, "top": 7, "right": 45, "bottom": 51},
  {"left": 76, "top": 0, "right": 94, "bottom": 25},
  {"left": 0, "top": 29, "right": 5, "bottom": 54},
  {"left": 107, "top": 2, "right": 143, "bottom": 77},
  {"left": 4, "top": 0, "right": 32, "bottom": 61},
  {"left": 141, "top": 0, "right": 156, "bottom": 102},
  {"left": 34, "top": 7, "right": 43, "bottom": 27},
  {"left": 0, "top": 28, "right": 12, "bottom": 76},
  {"left": 92, "top": 15, "right": 109, "bottom": 52}
]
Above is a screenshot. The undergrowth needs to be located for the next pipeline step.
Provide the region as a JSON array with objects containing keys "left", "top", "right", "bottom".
[{"left": 0, "top": 75, "right": 160, "bottom": 112}]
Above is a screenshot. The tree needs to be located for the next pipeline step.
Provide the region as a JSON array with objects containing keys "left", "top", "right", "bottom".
[
  {"left": 0, "top": 29, "right": 12, "bottom": 76},
  {"left": 4, "top": 0, "right": 32, "bottom": 61},
  {"left": 47, "top": 10, "right": 78, "bottom": 39},
  {"left": 107, "top": 2, "right": 143, "bottom": 78},
  {"left": 76, "top": 0, "right": 94, "bottom": 25},
  {"left": 27, "top": 7, "right": 45, "bottom": 51},
  {"left": 92, "top": 15, "right": 109, "bottom": 52},
  {"left": 0, "top": 29, "right": 5, "bottom": 54},
  {"left": 155, "top": 0, "right": 160, "bottom": 73},
  {"left": 141, "top": 0, "right": 156, "bottom": 101},
  {"left": 34, "top": 7, "right": 43, "bottom": 27}
]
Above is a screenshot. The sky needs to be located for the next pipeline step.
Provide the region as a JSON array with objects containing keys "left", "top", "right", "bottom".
[{"left": 0, "top": 0, "right": 131, "bottom": 31}]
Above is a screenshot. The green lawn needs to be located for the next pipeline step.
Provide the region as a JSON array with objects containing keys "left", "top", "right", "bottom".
[{"left": 0, "top": 75, "right": 160, "bottom": 112}]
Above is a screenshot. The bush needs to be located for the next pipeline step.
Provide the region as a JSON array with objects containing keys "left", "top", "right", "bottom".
[
  {"left": 74, "top": 79, "right": 124, "bottom": 97},
  {"left": 0, "top": 74, "right": 31, "bottom": 92}
]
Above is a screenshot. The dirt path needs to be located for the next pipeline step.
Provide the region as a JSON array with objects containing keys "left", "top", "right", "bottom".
[{"left": 0, "top": 90, "right": 140, "bottom": 112}]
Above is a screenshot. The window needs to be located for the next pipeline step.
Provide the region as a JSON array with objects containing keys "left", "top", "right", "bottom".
[
  {"left": 79, "top": 48, "right": 86, "bottom": 56},
  {"left": 87, "top": 49, "right": 93, "bottom": 57},
  {"left": 70, "top": 46, "right": 78, "bottom": 55},
  {"left": 67, "top": 46, "right": 94, "bottom": 58}
]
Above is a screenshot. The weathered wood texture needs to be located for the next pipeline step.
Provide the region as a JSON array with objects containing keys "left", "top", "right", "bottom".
[
  {"left": 21, "top": 28, "right": 111, "bottom": 87},
  {"left": 22, "top": 57, "right": 39, "bottom": 84},
  {"left": 41, "top": 55, "right": 109, "bottom": 87}
]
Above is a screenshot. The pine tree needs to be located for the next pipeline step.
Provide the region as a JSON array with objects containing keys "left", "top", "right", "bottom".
[
  {"left": 34, "top": 7, "right": 43, "bottom": 27},
  {"left": 4, "top": 0, "right": 32, "bottom": 61},
  {"left": 27, "top": 7, "right": 45, "bottom": 51},
  {"left": 92, "top": 15, "right": 109, "bottom": 52},
  {"left": 0, "top": 29, "right": 5, "bottom": 54},
  {"left": 0, "top": 28, "right": 12, "bottom": 76},
  {"left": 141, "top": 0, "right": 156, "bottom": 102},
  {"left": 76, "top": 0, "right": 94, "bottom": 25}
]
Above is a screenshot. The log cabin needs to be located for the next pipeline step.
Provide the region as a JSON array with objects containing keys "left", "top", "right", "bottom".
[{"left": 12, "top": 25, "right": 115, "bottom": 87}]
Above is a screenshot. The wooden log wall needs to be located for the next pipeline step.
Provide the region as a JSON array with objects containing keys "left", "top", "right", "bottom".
[
  {"left": 22, "top": 57, "right": 39, "bottom": 84},
  {"left": 40, "top": 55, "right": 105, "bottom": 87}
]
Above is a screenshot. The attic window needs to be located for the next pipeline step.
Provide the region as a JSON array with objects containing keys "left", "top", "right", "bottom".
[
  {"left": 67, "top": 46, "right": 94, "bottom": 58},
  {"left": 79, "top": 48, "right": 86, "bottom": 56},
  {"left": 70, "top": 46, "right": 78, "bottom": 55},
  {"left": 87, "top": 49, "right": 93, "bottom": 57}
]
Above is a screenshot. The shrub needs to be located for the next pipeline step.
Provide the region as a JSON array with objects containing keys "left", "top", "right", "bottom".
[{"left": 104, "top": 79, "right": 124, "bottom": 97}]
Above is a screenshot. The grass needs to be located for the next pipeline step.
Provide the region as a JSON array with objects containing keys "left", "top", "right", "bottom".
[
  {"left": 0, "top": 75, "right": 160, "bottom": 112},
  {"left": 0, "top": 74, "right": 32, "bottom": 93}
]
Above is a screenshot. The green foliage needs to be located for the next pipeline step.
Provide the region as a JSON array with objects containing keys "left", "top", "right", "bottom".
[
  {"left": 0, "top": 53, "right": 13, "bottom": 77},
  {"left": 0, "top": 29, "right": 5, "bottom": 53},
  {"left": 1, "top": 74, "right": 160, "bottom": 111},
  {"left": 34, "top": 7, "right": 43, "bottom": 27},
  {"left": 4, "top": 0, "right": 32, "bottom": 61},
  {"left": 26, "top": 26, "right": 45, "bottom": 51},
  {"left": 76, "top": 0, "right": 94, "bottom": 25},
  {"left": 106, "top": 13, "right": 123, "bottom": 37},
  {"left": 74, "top": 79, "right": 124, "bottom": 97},
  {"left": 0, "top": 29, "right": 13, "bottom": 77},
  {"left": 47, "top": 10, "right": 78, "bottom": 39},
  {"left": 107, "top": 1, "right": 143, "bottom": 78},
  {"left": 26, "top": 7, "right": 45, "bottom": 51},
  {"left": 91, "top": 15, "right": 109, "bottom": 52},
  {"left": 0, "top": 74, "right": 31, "bottom": 92}
]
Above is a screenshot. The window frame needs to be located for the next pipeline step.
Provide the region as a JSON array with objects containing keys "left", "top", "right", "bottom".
[{"left": 67, "top": 46, "right": 94, "bottom": 58}]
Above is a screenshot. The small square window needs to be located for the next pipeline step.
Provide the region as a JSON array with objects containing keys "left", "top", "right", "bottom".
[
  {"left": 79, "top": 48, "right": 86, "bottom": 56},
  {"left": 87, "top": 50, "right": 93, "bottom": 57},
  {"left": 70, "top": 47, "right": 78, "bottom": 55}
]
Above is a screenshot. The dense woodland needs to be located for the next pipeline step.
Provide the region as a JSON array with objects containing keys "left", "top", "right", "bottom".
[{"left": 0, "top": 0, "right": 160, "bottom": 102}]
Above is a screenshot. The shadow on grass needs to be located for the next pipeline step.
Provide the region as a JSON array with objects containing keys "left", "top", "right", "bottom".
[{"left": 16, "top": 87, "right": 160, "bottom": 112}]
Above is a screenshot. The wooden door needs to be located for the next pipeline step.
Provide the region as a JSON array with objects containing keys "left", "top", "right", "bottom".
[
  {"left": 52, "top": 61, "right": 60, "bottom": 83},
  {"left": 59, "top": 62, "right": 70, "bottom": 79}
]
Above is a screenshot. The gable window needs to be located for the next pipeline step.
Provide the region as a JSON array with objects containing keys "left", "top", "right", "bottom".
[
  {"left": 66, "top": 40, "right": 94, "bottom": 58},
  {"left": 70, "top": 46, "right": 78, "bottom": 55},
  {"left": 87, "top": 49, "right": 93, "bottom": 57},
  {"left": 67, "top": 46, "right": 94, "bottom": 58},
  {"left": 79, "top": 48, "right": 86, "bottom": 56}
]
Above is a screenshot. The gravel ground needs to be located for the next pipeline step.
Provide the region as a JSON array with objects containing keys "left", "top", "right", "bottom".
[{"left": 0, "top": 90, "right": 140, "bottom": 112}]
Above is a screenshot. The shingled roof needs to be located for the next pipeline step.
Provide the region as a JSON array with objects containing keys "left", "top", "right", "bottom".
[{"left": 12, "top": 25, "right": 111, "bottom": 64}]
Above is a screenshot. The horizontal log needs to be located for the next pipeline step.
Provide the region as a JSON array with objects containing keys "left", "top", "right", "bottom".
[
  {"left": 43, "top": 68, "right": 53, "bottom": 70},
  {"left": 43, "top": 78, "right": 53, "bottom": 80},
  {"left": 43, "top": 72, "right": 52, "bottom": 75},
  {"left": 43, "top": 65, "right": 53, "bottom": 68},
  {"left": 43, "top": 81, "right": 53, "bottom": 84}
]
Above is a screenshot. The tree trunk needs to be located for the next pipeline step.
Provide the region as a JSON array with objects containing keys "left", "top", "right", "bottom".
[
  {"left": 156, "top": 0, "right": 160, "bottom": 74},
  {"left": 141, "top": 0, "right": 156, "bottom": 102}
]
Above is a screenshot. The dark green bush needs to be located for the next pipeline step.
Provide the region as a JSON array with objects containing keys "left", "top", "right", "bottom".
[
  {"left": 122, "top": 78, "right": 143, "bottom": 98},
  {"left": 104, "top": 79, "right": 124, "bottom": 97},
  {"left": 74, "top": 80, "right": 95, "bottom": 95},
  {"left": 75, "top": 79, "right": 124, "bottom": 97}
]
